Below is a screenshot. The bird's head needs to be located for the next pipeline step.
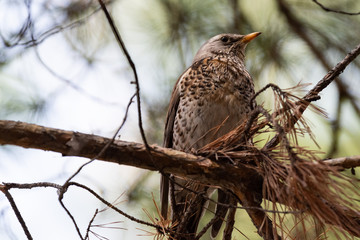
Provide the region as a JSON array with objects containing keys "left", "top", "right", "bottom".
[{"left": 193, "top": 32, "right": 261, "bottom": 63}]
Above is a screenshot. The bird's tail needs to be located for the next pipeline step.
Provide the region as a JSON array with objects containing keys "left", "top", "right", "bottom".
[
  {"left": 211, "top": 189, "right": 231, "bottom": 239},
  {"left": 160, "top": 174, "right": 169, "bottom": 219},
  {"left": 171, "top": 178, "right": 210, "bottom": 240}
]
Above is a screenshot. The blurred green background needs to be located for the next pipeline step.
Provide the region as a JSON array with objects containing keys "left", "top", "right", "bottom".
[{"left": 0, "top": 0, "right": 359, "bottom": 239}]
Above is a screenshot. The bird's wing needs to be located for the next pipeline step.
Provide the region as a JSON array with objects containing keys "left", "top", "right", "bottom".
[
  {"left": 160, "top": 68, "right": 189, "bottom": 219},
  {"left": 163, "top": 76, "right": 182, "bottom": 149}
]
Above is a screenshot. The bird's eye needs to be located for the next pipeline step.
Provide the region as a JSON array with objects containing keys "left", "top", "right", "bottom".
[{"left": 220, "top": 36, "right": 229, "bottom": 43}]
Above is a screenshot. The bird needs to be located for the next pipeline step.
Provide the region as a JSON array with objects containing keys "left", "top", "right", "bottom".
[{"left": 161, "top": 32, "right": 261, "bottom": 239}]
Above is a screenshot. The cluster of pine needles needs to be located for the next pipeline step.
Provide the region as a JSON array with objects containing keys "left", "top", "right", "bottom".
[{"left": 197, "top": 83, "right": 360, "bottom": 239}]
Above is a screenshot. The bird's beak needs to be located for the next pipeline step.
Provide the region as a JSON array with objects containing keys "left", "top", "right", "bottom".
[{"left": 241, "top": 32, "right": 261, "bottom": 44}]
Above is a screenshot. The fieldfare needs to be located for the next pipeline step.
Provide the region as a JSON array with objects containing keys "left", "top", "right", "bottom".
[{"left": 161, "top": 32, "right": 261, "bottom": 239}]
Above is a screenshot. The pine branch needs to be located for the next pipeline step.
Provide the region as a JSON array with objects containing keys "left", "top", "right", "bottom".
[
  {"left": 0, "top": 120, "right": 358, "bottom": 189},
  {"left": 322, "top": 155, "right": 360, "bottom": 169},
  {"left": 0, "top": 120, "right": 260, "bottom": 191}
]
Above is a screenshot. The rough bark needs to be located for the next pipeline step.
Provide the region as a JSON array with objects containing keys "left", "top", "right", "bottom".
[
  {"left": 1, "top": 119, "right": 359, "bottom": 199},
  {"left": 0, "top": 120, "right": 263, "bottom": 192}
]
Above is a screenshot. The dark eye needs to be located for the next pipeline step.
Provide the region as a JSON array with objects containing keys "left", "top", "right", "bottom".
[{"left": 220, "top": 36, "right": 229, "bottom": 43}]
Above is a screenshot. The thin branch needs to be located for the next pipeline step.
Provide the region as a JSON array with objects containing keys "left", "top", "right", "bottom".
[
  {"left": 97, "top": 0, "right": 150, "bottom": 150},
  {"left": 251, "top": 83, "right": 285, "bottom": 105},
  {"left": 85, "top": 209, "right": 99, "bottom": 240},
  {"left": 3, "top": 182, "right": 84, "bottom": 239},
  {"left": 59, "top": 196, "right": 84, "bottom": 240},
  {"left": 56, "top": 93, "right": 136, "bottom": 237},
  {"left": 278, "top": 0, "right": 358, "bottom": 112},
  {"left": 4, "top": 182, "right": 62, "bottom": 189},
  {"left": 4, "top": 5, "right": 102, "bottom": 49},
  {"left": 61, "top": 93, "right": 136, "bottom": 187},
  {"left": 2, "top": 181, "right": 161, "bottom": 235},
  {"left": 264, "top": 28, "right": 360, "bottom": 149},
  {"left": 322, "top": 155, "right": 360, "bottom": 169},
  {"left": 312, "top": 0, "right": 360, "bottom": 16},
  {"left": 303, "top": 42, "right": 360, "bottom": 100},
  {"left": 68, "top": 182, "right": 159, "bottom": 229},
  {"left": 276, "top": 0, "right": 360, "bottom": 105},
  {"left": 0, "top": 185, "right": 33, "bottom": 240}
]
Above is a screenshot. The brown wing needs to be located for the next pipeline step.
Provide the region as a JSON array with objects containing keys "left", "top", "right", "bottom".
[
  {"left": 160, "top": 68, "right": 187, "bottom": 219},
  {"left": 163, "top": 80, "right": 181, "bottom": 149}
]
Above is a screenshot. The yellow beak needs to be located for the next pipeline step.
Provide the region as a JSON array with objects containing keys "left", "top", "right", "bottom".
[{"left": 242, "top": 32, "right": 261, "bottom": 44}]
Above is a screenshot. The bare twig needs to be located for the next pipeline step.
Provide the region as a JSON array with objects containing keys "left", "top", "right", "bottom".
[
  {"left": 251, "top": 83, "right": 286, "bottom": 105},
  {"left": 61, "top": 93, "right": 136, "bottom": 186},
  {"left": 2, "top": 181, "right": 161, "bottom": 235},
  {"left": 270, "top": 0, "right": 360, "bottom": 151},
  {"left": 4, "top": 5, "right": 101, "bottom": 49},
  {"left": 0, "top": 185, "right": 33, "bottom": 240},
  {"left": 4, "top": 182, "right": 61, "bottom": 189},
  {"left": 55, "top": 93, "right": 137, "bottom": 235},
  {"left": 85, "top": 209, "right": 99, "bottom": 240},
  {"left": 312, "top": 0, "right": 360, "bottom": 16},
  {"left": 68, "top": 182, "right": 159, "bottom": 229},
  {"left": 59, "top": 196, "right": 84, "bottom": 240},
  {"left": 3, "top": 182, "right": 85, "bottom": 239},
  {"left": 97, "top": 0, "right": 150, "bottom": 149},
  {"left": 264, "top": 37, "right": 360, "bottom": 149},
  {"left": 302, "top": 42, "right": 360, "bottom": 100},
  {"left": 322, "top": 155, "right": 360, "bottom": 169}
]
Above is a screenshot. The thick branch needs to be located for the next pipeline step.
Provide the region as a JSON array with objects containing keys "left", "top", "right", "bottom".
[
  {"left": 0, "top": 120, "right": 262, "bottom": 192},
  {"left": 0, "top": 120, "right": 358, "bottom": 188}
]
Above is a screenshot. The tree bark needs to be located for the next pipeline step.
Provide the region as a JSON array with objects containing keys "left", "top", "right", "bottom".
[
  {"left": 0, "top": 120, "right": 359, "bottom": 187},
  {"left": 0, "top": 120, "right": 263, "bottom": 192}
]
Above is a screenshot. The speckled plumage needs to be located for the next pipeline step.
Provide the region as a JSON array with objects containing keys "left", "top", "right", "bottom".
[
  {"left": 161, "top": 32, "right": 261, "bottom": 239},
  {"left": 173, "top": 54, "right": 255, "bottom": 151}
]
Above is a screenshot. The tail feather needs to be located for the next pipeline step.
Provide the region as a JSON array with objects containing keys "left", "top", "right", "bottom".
[
  {"left": 171, "top": 179, "right": 209, "bottom": 239},
  {"left": 184, "top": 194, "right": 208, "bottom": 235},
  {"left": 211, "top": 189, "right": 230, "bottom": 239},
  {"left": 160, "top": 174, "right": 169, "bottom": 219}
]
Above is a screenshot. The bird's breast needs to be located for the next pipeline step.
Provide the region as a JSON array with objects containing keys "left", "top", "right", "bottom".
[
  {"left": 172, "top": 57, "right": 254, "bottom": 152},
  {"left": 173, "top": 90, "right": 251, "bottom": 152}
]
